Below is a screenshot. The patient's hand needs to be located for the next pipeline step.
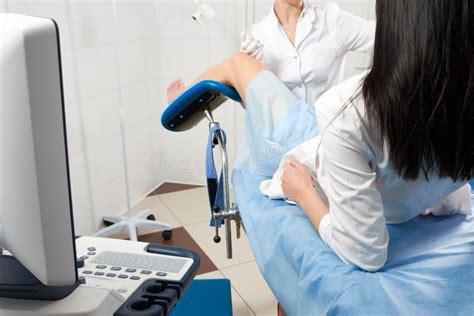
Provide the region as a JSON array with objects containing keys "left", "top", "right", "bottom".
[
  {"left": 281, "top": 160, "right": 315, "bottom": 204},
  {"left": 167, "top": 79, "right": 186, "bottom": 104}
]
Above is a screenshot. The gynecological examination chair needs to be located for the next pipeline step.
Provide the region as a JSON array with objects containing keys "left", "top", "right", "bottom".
[{"left": 162, "top": 79, "right": 474, "bottom": 315}]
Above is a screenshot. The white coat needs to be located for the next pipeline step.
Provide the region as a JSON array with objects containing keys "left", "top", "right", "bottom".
[{"left": 242, "top": 1, "right": 375, "bottom": 106}]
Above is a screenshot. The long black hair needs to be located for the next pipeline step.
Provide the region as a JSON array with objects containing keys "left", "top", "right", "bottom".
[{"left": 362, "top": 0, "right": 473, "bottom": 181}]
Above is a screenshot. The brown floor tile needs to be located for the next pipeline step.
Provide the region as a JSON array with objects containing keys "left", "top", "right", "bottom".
[
  {"left": 139, "top": 227, "right": 218, "bottom": 275},
  {"left": 148, "top": 182, "right": 203, "bottom": 196}
]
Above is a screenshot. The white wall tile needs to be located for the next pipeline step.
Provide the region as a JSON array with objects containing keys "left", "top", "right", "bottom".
[
  {"left": 336, "top": 1, "right": 369, "bottom": 19},
  {"left": 148, "top": 78, "right": 167, "bottom": 117},
  {"left": 69, "top": 137, "right": 125, "bottom": 205},
  {"left": 115, "top": 0, "right": 156, "bottom": 41},
  {"left": 206, "top": 0, "right": 237, "bottom": 41},
  {"left": 68, "top": 0, "right": 115, "bottom": 48},
  {"left": 0, "top": 0, "right": 7, "bottom": 13},
  {"left": 91, "top": 177, "right": 128, "bottom": 223},
  {"left": 160, "top": 112, "right": 209, "bottom": 154},
  {"left": 125, "top": 121, "right": 158, "bottom": 203},
  {"left": 154, "top": 1, "right": 183, "bottom": 40},
  {"left": 77, "top": 177, "right": 128, "bottom": 232},
  {"left": 4, "top": 0, "right": 28, "bottom": 14},
  {"left": 116, "top": 38, "right": 161, "bottom": 85},
  {"left": 75, "top": 45, "right": 118, "bottom": 99},
  {"left": 209, "top": 39, "right": 239, "bottom": 64},
  {"left": 366, "top": 0, "right": 376, "bottom": 66},
  {"left": 158, "top": 151, "right": 206, "bottom": 185},
  {"left": 155, "top": 0, "right": 209, "bottom": 40},
  {"left": 121, "top": 82, "right": 153, "bottom": 128},
  {"left": 143, "top": 39, "right": 161, "bottom": 79},
  {"left": 158, "top": 39, "right": 210, "bottom": 78},
  {"left": 368, "top": 0, "right": 376, "bottom": 20},
  {"left": 344, "top": 51, "right": 368, "bottom": 79},
  {"left": 61, "top": 49, "right": 80, "bottom": 105},
  {"left": 27, "top": 0, "right": 73, "bottom": 51},
  {"left": 66, "top": 91, "right": 121, "bottom": 155},
  {"left": 72, "top": 201, "right": 98, "bottom": 236},
  {"left": 254, "top": 0, "right": 272, "bottom": 22},
  {"left": 118, "top": 40, "right": 147, "bottom": 87},
  {"left": 210, "top": 99, "right": 239, "bottom": 157}
]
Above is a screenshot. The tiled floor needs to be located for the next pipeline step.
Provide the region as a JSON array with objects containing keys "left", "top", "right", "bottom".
[{"left": 133, "top": 182, "right": 278, "bottom": 316}]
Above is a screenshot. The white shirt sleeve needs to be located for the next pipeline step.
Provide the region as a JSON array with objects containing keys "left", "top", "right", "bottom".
[
  {"left": 422, "top": 183, "right": 472, "bottom": 216},
  {"left": 332, "top": 4, "right": 376, "bottom": 52},
  {"left": 318, "top": 126, "right": 388, "bottom": 272}
]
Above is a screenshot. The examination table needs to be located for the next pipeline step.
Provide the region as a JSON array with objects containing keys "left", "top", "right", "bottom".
[
  {"left": 162, "top": 79, "right": 474, "bottom": 316},
  {"left": 234, "top": 170, "right": 474, "bottom": 315}
]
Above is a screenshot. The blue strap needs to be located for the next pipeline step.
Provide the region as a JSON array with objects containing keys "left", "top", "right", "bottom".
[{"left": 206, "top": 126, "right": 227, "bottom": 227}]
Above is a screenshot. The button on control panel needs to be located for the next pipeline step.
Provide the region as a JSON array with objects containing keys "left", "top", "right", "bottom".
[{"left": 78, "top": 245, "right": 188, "bottom": 283}]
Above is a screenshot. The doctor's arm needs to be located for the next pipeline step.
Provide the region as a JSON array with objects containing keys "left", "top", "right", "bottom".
[{"left": 335, "top": 5, "right": 376, "bottom": 52}]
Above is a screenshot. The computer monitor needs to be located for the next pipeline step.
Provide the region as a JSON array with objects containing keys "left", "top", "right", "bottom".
[{"left": 0, "top": 13, "right": 79, "bottom": 299}]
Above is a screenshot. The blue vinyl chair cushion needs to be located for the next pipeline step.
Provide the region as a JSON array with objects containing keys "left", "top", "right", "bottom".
[{"left": 161, "top": 80, "right": 241, "bottom": 132}]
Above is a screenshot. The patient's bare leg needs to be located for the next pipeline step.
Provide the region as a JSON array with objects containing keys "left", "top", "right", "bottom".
[{"left": 166, "top": 53, "right": 267, "bottom": 104}]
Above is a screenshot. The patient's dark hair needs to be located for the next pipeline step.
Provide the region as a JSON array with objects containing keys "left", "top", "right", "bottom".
[{"left": 363, "top": 0, "right": 473, "bottom": 180}]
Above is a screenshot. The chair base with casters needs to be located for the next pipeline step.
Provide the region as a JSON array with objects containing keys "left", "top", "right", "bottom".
[{"left": 94, "top": 209, "right": 173, "bottom": 242}]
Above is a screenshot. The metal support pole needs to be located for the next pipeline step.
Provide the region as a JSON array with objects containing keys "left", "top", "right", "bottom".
[{"left": 204, "top": 109, "right": 241, "bottom": 259}]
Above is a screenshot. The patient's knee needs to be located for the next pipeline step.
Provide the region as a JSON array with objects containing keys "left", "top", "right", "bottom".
[
  {"left": 231, "top": 52, "right": 250, "bottom": 62},
  {"left": 230, "top": 52, "right": 259, "bottom": 66}
]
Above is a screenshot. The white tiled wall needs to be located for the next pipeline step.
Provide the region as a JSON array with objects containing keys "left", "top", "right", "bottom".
[
  {"left": 5, "top": 0, "right": 245, "bottom": 235},
  {"left": 3, "top": 0, "right": 373, "bottom": 235},
  {"left": 149, "top": 0, "right": 246, "bottom": 187},
  {"left": 368, "top": 0, "right": 376, "bottom": 19}
]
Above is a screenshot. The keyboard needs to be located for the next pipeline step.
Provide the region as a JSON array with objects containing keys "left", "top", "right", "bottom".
[{"left": 90, "top": 251, "right": 187, "bottom": 273}]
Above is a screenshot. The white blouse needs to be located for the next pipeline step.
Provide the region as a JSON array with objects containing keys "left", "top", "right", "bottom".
[
  {"left": 244, "top": 2, "right": 375, "bottom": 106},
  {"left": 315, "top": 73, "right": 472, "bottom": 271}
]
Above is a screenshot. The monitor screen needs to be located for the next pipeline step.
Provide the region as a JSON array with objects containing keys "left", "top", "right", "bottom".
[{"left": 0, "top": 13, "right": 77, "bottom": 288}]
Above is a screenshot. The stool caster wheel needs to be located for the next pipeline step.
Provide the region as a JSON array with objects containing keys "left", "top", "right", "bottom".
[
  {"left": 103, "top": 219, "right": 113, "bottom": 227},
  {"left": 162, "top": 230, "right": 172, "bottom": 241},
  {"left": 147, "top": 214, "right": 156, "bottom": 221}
]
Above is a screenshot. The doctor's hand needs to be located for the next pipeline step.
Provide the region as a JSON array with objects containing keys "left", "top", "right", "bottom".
[
  {"left": 240, "top": 34, "right": 264, "bottom": 60},
  {"left": 281, "top": 160, "right": 315, "bottom": 205}
]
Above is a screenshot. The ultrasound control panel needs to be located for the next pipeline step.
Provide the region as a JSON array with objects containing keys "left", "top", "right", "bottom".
[{"left": 76, "top": 236, "right": 200, "bottom": 316}]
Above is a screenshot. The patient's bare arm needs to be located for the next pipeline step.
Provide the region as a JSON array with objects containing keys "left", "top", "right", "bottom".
[
  {"left": 166, "top": 53, "right": 267, "bottom": 104},
  {"left": 281, "top": 160, "right": 329, "bottom": 230}
]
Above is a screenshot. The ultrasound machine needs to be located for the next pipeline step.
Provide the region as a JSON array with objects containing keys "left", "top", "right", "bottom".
[{"left": 0, "top": 14, "right": 200, "bottom": 316}]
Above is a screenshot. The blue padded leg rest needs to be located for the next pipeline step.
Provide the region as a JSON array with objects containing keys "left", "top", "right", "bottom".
[
  {"left": 170, "top": 279, "right": 233, "bottom": 316},
  {"left": 162, "top": 80, "right": 241, "bottom": 132}
]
